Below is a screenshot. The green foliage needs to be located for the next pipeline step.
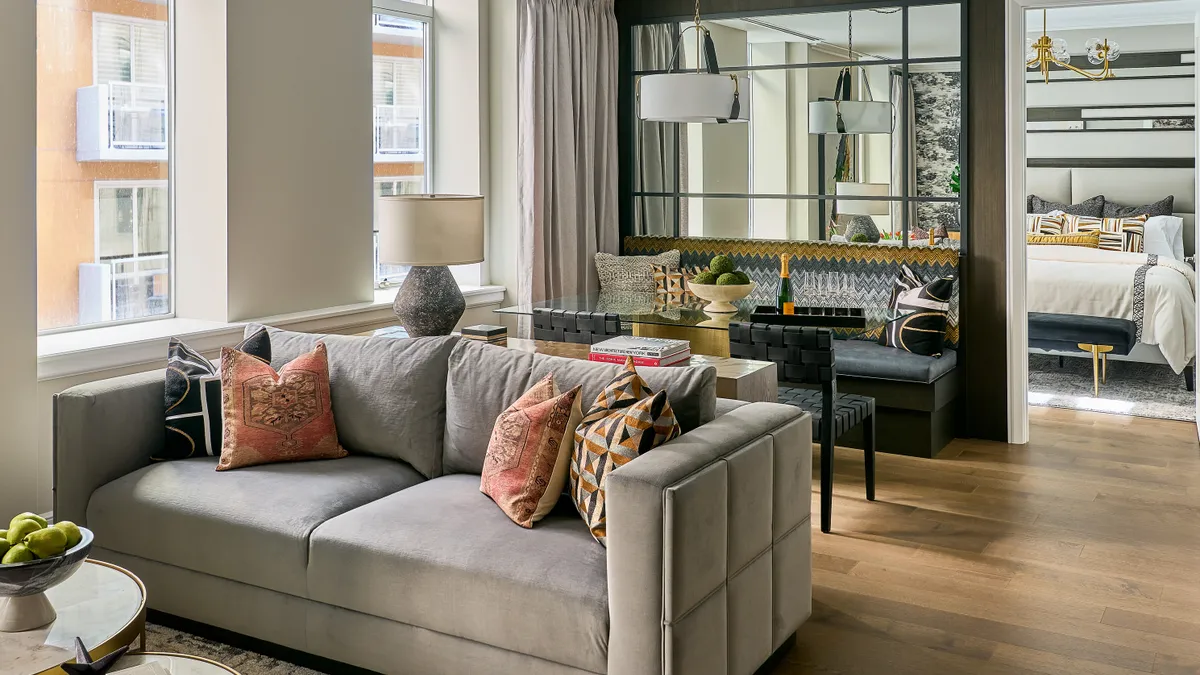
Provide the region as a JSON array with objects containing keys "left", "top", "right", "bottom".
[
  {"left": 716, "top": 272, "right": 742, "bottom": 286},
  {"left": 949, "top": 164, "right": 961, "bottom": 194},
  {"left": 709, "top": 255, "right": 735, "bottom": 276},
  {"left": 692, "top": 271, "right": 718, "bottom": 285},
  {"left": 731, "top": 271, "right": 750, "bottom": 285},
  {"left": 850, "top": 233, "right": 870, "bottom": 243}
]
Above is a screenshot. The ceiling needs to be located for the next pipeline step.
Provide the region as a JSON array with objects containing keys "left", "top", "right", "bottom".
[{"left": 711, "top": 1, "right": 1198, "bottom": 61}]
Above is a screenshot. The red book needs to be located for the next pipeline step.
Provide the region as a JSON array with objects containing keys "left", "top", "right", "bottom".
[{"left": 588, "top": 351, "right": 691, "bottom": 367}]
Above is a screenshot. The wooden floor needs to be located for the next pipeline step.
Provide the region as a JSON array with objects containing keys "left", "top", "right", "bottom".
[{"left": 777, "top": 406, "right": 1200, "bottom": 675}]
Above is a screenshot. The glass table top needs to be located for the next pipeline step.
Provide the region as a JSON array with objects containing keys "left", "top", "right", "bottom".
[{"left": 495, "top": 292, "right": 910, "bottom": 332}]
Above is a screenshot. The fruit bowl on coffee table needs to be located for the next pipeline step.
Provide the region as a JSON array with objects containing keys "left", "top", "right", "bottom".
[
  {"left": 0, "top": 523, "right": 93, "bottom": 632},
  {"left": 686, "top": 281, "right": 757, "bottom": 313}
]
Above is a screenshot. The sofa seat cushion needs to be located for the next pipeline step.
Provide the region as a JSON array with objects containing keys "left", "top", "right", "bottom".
[
  {"left": 835, "top": 340, "right": 958, "bottom": 384},
  {"left": 87, "top": 456, "right": 425, "bottom": 598},
  {"left": 308, "top": 474, "right": 609, "bottom": 674}
]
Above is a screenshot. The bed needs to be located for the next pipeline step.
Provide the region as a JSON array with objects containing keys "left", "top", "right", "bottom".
[{"left": 1026, "top": 167, "right": 1197, "bottom": 378}]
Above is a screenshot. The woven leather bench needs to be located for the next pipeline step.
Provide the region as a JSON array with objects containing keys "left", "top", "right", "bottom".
[{"left": 1028, "top": 313, "right": 1136, "bottom": 396}]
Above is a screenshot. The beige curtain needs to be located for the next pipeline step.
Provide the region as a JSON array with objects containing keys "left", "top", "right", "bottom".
[
  {"left": 633, "top": 24, "right": 676, "bottom": 237},
  {"left": 518, "top": 0, "right": 619, "bottom": 303}
]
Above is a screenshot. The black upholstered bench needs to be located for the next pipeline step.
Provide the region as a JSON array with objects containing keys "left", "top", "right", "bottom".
[{"left": 1028, "top": 313, "right": 1136, "bottom": 396}]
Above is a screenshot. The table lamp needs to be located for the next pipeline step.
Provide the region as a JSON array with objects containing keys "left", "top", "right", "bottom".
[{"left": 377, "top": 194, "right": 485, "bottom": 336}]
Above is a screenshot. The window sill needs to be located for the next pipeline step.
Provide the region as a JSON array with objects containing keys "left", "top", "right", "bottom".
[{"left": 37, "top": 284, "right": 506, "bottom": 381}]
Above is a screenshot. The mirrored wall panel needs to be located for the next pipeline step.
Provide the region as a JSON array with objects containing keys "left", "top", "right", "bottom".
[{"left": 630, "top": 3, "right": 963, "bottom": 246}]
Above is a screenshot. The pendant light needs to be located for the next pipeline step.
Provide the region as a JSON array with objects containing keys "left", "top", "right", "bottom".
[
  {"left": 808, "top": 11, "right": 894, "bottom": 135},
  {"left": 637, "top": 0, "right": 750, "bottom": 124}
]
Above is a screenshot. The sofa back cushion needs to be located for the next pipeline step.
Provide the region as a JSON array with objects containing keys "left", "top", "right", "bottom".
[
  {"left": 247, "top": 324, "right": 458, "bottom": 478},
  {"left": 444, "top": 340, "right": 716, "bottom": 475}
]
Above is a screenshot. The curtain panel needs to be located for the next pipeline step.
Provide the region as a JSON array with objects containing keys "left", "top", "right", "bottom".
[{"left": 518, "top": 0, "right": 620, "bottom": 303}]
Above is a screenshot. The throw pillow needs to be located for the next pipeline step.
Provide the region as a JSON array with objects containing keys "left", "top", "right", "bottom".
[
  {"left": 1026, "top": 214, "right": 1066, "bottom": 235},
  {"left": 1103, "top": 195, "right": 1173, "bottom": 219},
  {"left": 217, "top": 342, "right": 347, "bottom": 471},
  {"left": 1028, "top": 194, "right": 1104, "bottom": 217},
  {"left": 881, "top": 265, "right": 954, "bottom": 357},
  {"left": 1062, "top": 214, "right": 1147, "bottom": 252},
  {"left": 161, "top": 328, "right": 272, "bottom": 461},
  {"left": 1026, "top": 231, "right": 1102, "bottom": 248},
  {"left": 595, "top": 250, "right": 681, "bottom": 292},
  {"left": 571, "top": 358, "right": 681, "bottom": 545},
  {"left": 480, "top": 374, "right": 583, "bottom": 528},
  {"left": 653, "top": 263, "right": 690, "bottom": 304}
]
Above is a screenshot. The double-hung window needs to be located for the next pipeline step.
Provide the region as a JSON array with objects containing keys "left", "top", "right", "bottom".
[
  {"left": 93, "top": 183, "right": 170, "bottom": 323},
  {"left": 372, "top": 2, "right": 432, "bottom": 288},
  {"left": 94, "top": 14, "right": 169, "bottom": 150}
]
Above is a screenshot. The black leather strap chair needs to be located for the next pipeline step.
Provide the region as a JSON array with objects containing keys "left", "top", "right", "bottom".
[
  {"left": 532, "top": 308, "right": 628, "bottom": 344},
  {"left": 729, "top": 323, "right": 876, "bottom": 533}
]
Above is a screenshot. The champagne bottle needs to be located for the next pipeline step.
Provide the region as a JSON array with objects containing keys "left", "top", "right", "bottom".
[{"left": 777, "top": 255, "right": 794, "bottom": 315}]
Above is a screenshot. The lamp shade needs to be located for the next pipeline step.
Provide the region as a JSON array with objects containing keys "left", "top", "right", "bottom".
[
  {"left": 638, "top": 73, "right": 750, "bottom": 123},
  {"left": 809, "top": 100, "right": 894, "bottom": 134},
  {"left": 378, "top": 195, "right": 484, "bottom": 266},
  {"left": 836, "top": 182, "right": 891, "bottom": 216}
]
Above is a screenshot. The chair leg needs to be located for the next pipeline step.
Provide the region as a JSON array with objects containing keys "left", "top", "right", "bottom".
[
  {"left": 1186, "top": 365, "right": 1195, "bottom": 392},
  {"left": 864, "top": 413, "right": 876, "bottom": 502},
  {"left": 820, "top": 426, "right": 833, "bottom": 534}
]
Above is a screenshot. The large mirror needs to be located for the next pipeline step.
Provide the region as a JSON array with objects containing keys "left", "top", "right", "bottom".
[{"left": 631, "top": 3, "right": 963, "bottom": 246}]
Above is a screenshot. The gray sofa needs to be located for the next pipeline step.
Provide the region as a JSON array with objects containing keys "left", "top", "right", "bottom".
[{"left": 53, "top": 326, "right": 813, "bottom": 675}]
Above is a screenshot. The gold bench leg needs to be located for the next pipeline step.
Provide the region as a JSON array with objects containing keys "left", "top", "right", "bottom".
[{"left": 1077, "top": 343, "right": 1115, "bottom": 397}]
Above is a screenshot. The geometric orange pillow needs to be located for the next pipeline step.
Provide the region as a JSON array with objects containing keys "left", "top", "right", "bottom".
[
  {"left": 480, "top": 374, "right": 583, "bottom": 528},
  {"left": 217, "top": 342, "right": 347, "bottom": 471}
]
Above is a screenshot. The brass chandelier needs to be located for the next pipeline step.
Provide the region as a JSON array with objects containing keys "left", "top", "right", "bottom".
[{"left": 1026, "top": 9, "right": 1121, "bottom": 83}]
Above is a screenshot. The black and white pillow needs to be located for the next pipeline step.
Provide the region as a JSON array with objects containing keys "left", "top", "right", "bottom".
[
  {"left": 880, "top": 265, "right": 954, "bottom": 357},
  {"left": 160, "top": 328, "right": 271, "bottom": 461}
]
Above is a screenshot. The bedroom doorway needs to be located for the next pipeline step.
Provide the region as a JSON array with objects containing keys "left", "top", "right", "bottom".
[{"left": 1006, "top": 0, "right": 1200, "bottom": 440}]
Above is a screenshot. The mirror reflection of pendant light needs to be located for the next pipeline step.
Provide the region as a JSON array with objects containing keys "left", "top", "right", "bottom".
[
  {"left": 1025, "top": 9, "right": 1120, "bottom": 83},
  {"left": 637, "top": 0, "right": 750, "bottom": 123},
  {"left": 808, "top": 11, "right": 895, "bottom": 135}
]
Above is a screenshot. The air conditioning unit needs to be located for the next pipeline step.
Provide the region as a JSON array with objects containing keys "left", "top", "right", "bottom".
[{"left": 77, "top": 83, "right": 169, "bottom": 162}]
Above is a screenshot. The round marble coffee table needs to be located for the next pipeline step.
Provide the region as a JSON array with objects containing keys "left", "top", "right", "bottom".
[
  {"left": 114, "top": 653, "right": 241, "bottom": 674},
  {"left": 0, "top": 559, "right": 146, "bottom": 675}
]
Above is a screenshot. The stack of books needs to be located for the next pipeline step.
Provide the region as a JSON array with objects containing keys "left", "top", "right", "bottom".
[
  {"left": 589, "top": 336, "right": 691, "bottom": 367},
  {"left": 462, "top": 324, "right": 507, "bottom": 347}
]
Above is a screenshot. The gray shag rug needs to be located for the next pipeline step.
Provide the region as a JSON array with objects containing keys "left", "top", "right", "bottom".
[
  {"left": 146, "top": 623, "right": 327, "bottom": 674},
  {"left": 1028, "top": 354, "right": 1195, "bottom": 422}
]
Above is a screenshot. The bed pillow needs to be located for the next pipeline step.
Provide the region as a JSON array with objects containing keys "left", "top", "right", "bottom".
[
  {"left": 1062, "top": 214, "right": 1146, "bottom": 252},
  {"left": 595, "top": 250, "right": 681, "bottom": 292},
  {"left": 1103, "top": 195, "right": 1173, "bottom": 219},
  {"left": 1143, "top": 215, "right": 1185, "bottom": 260},
  {"left": 1026, "top": 231, "right": 1101, "bottom": 248},
  {"left": 1026, "top": 214, "right": 1065, "bottom": 235},
  {"left": 1028, "top": 194, "right": 1104, "bottom": 217}
]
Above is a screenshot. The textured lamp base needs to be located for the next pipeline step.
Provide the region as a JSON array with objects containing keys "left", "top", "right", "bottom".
[
  {"left": 0, "top": 592, "right": 56, "bottom": 632},
  {"left": 393, "top": 265, "right": 466, "bottom": 337}
]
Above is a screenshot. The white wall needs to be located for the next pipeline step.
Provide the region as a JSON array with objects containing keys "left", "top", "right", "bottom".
[
  {"left": 226, "top": 0, "right": 375, "bottom": 321},
  {"left": 0, "top": 0, "right": 40, "bottom": 516},
  {"left": 750, "top": 42, "right": 789, "bottom": 241},
  {"left": 488, "top": 0, "right": 520, "bottom": 305}
]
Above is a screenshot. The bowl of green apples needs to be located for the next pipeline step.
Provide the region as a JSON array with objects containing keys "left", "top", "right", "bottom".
[{"left": 0, "top": 512, "right": 93, "bottom": 632}]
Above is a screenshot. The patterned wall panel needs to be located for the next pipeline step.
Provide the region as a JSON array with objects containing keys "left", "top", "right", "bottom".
[{"left": 625, "top": 235, "right": 961, "bottom": 346}]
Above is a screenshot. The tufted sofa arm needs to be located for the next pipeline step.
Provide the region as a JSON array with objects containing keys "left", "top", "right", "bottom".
[{"left": 605, "top": 402, "right": 812, "bottom": 675}]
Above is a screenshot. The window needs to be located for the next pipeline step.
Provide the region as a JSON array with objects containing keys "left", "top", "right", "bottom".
[
  {"left": 37, "top": 1, "right": 171, "bottom": 331},
  {"left": 373, "top": 5, "right": 431, "bottom": 288},
  {"left": 91, "top": 183, "right": 170, "bottom": 323}
]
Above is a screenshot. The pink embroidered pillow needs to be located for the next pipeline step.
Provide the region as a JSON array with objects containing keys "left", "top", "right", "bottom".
[
  {"left": 217, "top": 342, "right": 347, "bottom": 471},
  {"left": 481, "top": 374, "right": 583, "bottom": 528}
]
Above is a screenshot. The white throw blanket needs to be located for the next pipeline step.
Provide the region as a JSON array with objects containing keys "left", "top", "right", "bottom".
[{"left": 1028, "top": 246, "right": 1196, "bottom": 373}]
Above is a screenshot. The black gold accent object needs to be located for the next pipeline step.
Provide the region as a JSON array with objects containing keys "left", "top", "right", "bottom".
[{"left": 61, "top": 637, "right": 128, "bottom": 675}]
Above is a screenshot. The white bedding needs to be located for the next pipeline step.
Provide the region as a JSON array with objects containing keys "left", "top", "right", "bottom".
[{"left": 1028, "top": 246, "right": 1197, "bottom": 373}]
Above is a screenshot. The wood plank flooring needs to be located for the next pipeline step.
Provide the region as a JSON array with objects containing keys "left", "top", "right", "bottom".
[{"left": 775, "top": 407, "right": 1200, "bottom": 675}]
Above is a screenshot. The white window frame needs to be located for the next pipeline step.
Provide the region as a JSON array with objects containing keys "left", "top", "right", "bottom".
[
  {"left": 92, "top": 180, "right": 172, "bottom": 323},
  {"left": 372, "top": 1, "right": 434, "bottom": 289},
  {"left": 374, "top": 176, "right": 425, "bottom": 287},
  {"left": 92, "top": 12, "right": 168, "bottom": 87}
]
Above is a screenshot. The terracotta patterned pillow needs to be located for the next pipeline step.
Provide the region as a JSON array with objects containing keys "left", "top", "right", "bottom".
[
  {"left": 480, "top": 374, "right": 583, "bottom": 528},
  {"left": 570, "top": 358, "right": 681, "bottom": 545},
  {"left": 217, "top": 342, "right": 347, "bottom": 471}
]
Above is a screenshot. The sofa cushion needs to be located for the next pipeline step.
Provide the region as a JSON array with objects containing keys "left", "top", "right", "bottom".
[
  {"left": 308, "top": 474, "right": 609, "bottom": 674},
  {"left": 445, "top": 339, "right": 716, "bottom": 474},
  {"left": 246, "top": 324, "right": 458, "bottom": 478},
  {"left": 835, "top": 340, "right": 957, "bottom": 384},
  {"left": 87, "top": 456, "right": 424, "bottom": 598}
]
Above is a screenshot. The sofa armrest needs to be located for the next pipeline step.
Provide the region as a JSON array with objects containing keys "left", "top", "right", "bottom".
[
  {"left": 54, "top": 370, "right": 166, "bottom": 525},
  {"left": 605, "top": 402, "right": 812, "bottom": 675},
  {"left": 714, "top": 397, "right": 749, "bottom": 417}
]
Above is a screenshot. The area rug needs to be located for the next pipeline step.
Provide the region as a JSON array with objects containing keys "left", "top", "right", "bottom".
[
  {"left": 1028, "top": 354, "right": 1195, "bottom": 422},
  {"left": 146, "top": 623, "right": 326, "bottom": 675}
]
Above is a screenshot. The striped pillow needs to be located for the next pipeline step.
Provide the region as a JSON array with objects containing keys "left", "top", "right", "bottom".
[
  {"left": 1062, "top": 214, "right": 1147, "bottom": 252},
  {"left": 880, "top": 265, "right": 954, "bottom": 357},
  {"left": 1027, "top": 231, "right": 1101, "bottom": 248},
  {"left": 1026, "top": 214, "right": 1065, "bottom": 235}
]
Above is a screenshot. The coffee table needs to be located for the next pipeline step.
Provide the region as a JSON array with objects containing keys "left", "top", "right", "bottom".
[
  {"left": 1, "top": 559, "right": 146, "bottom": 675},
  {"left": 113, "top": 653, "right": 240, "bottom": 674}
]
